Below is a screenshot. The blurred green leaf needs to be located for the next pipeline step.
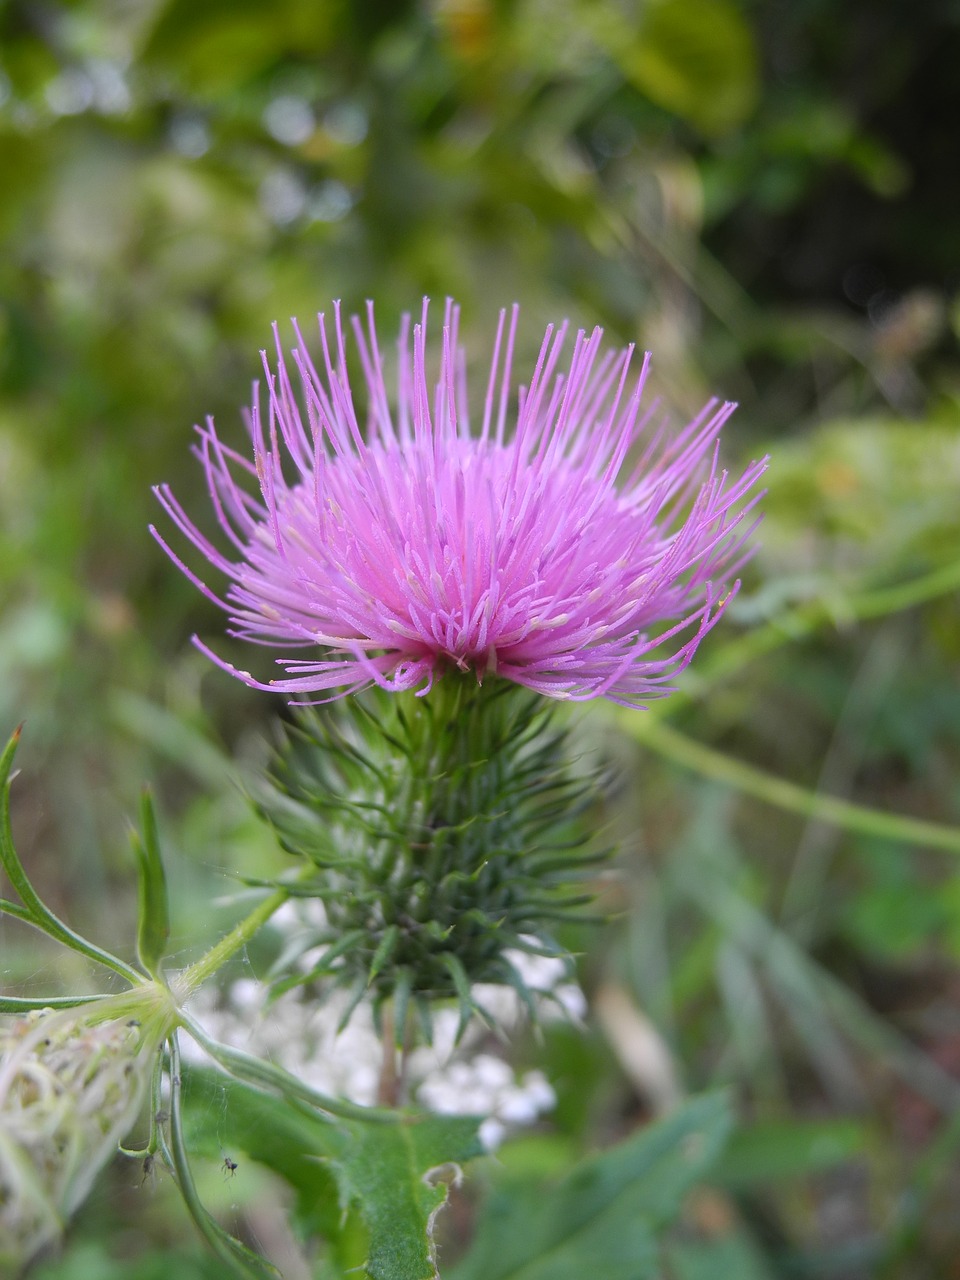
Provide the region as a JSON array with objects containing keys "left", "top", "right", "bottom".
[
  {"left": 615, "top": 0, "right": 759, "bottom": 135},
  {"left": 665, "top": 1228, "right": 775, "bottom": 1280},
  {"left": 712, "top": 1117, "right": 869, "bottom": 1188},
  {"left": 758, "top": 419, "right": 960, "bottom": 586},
  {"left": 840, "top": 842, "right": 954, "bottom": 961},
  {"left": 31, "top": 1241, "right": 223, "bottom": 1280},
  {"left": 450, "top": 1093, "right": 733, "bottom": 1280},
  {"left": 140, "top": 0, "right": 342, "bottom": 97}
]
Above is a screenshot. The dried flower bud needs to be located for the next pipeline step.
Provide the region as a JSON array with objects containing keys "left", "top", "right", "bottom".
[{"left": 0, "top": 996, "right": 169, "bottom": 1272}]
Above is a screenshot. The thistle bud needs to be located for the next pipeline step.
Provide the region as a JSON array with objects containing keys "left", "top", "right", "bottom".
[
  {"left": 258, "top": 676, "right": 601, "bottom": 1032},
  {"left": 0, "top": 991, "right": 171, "bottom": 1273}
]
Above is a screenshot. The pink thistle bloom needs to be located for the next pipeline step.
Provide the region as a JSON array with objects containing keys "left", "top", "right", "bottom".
[{"left": 152, "top": 300, "right": 767, "bottom": 706}]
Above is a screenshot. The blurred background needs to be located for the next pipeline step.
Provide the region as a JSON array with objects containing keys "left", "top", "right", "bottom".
[{"left": 1, "top": 0, "right": 959, "bottom": 1276}]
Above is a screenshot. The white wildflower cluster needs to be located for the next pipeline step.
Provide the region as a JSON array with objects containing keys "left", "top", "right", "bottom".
[
  {"left": 0, "top": 1006, "right": 157, "bottom": 1273},
  {"left": 185, "top": 905, "right": 586, "bottom": 1150}
]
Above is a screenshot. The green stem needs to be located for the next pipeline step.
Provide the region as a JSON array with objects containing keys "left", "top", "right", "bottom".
[
  {"left": 175, "top": 887, "right": 290, "bottom": 999},
  {"left": 0, "top": 994, "right": 112, "bottom": 1013},
  {"left": 162, "top": 1034, "right": 281, "bottom": 1280},
  {"left": 624, "top": 716, "right": 960, "bottom": 856},
  {"left": 178, "top": 1008, "right": 401, "bottom": 1123}
]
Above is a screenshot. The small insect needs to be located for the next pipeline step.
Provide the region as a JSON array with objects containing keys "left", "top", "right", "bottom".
[
  {"left": 139, "top": 1154, "right": 157, "bottom": 1188},
  {"left": 221, "top": 1156, "right": 238, "bottom": 1179}
]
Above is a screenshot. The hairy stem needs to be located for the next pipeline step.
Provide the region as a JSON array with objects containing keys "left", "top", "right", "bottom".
[{"left": 175, "top": 888, "right": 289, "bottom": 999}]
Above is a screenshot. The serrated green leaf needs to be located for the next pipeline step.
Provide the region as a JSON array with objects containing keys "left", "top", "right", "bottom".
[
  {"left": 183, "top": 1063, "right": 483, "bottom": 1280},
  {"left": 450, "top": 1093, "right": 733, "bottom": 1280},
  {"left": 328, "top": 1114, "right": 484, "bottom": 1280},
  {"left": 133, "top": 788, "right": 171, "bottom": 977}
]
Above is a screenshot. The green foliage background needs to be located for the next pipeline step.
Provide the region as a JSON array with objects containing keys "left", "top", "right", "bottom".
[{"left": 1, "top": 0, "right": 959, "bottom": 1275}]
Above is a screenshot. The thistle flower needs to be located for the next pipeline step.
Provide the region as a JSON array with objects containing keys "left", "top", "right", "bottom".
[
  {"left": 153, "top": 300, "right": 767, "bottom": 706},
  {"left": 0, "top": 997, "right": 168, "bottom": 1272}
]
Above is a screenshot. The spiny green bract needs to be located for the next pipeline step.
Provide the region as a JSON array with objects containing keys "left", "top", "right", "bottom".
[{"left": 256, "top": 677, "right": 605, "bottom": 1035}]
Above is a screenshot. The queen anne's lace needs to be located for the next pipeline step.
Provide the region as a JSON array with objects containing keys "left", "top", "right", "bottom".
[
  {"left": 154, "top": 300, "right": 767, "bottom": 706},
  {"left": 0, "top": 1008, "right": 156, "bottom": 1270}
]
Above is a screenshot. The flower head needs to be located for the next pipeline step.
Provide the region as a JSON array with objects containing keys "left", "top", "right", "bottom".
[
  {"left": 0, "top": 1001, "right": 164, "bottom": 1271},
  {"left": 153, "top": 300, "right": 766, "bottom": 706}
]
